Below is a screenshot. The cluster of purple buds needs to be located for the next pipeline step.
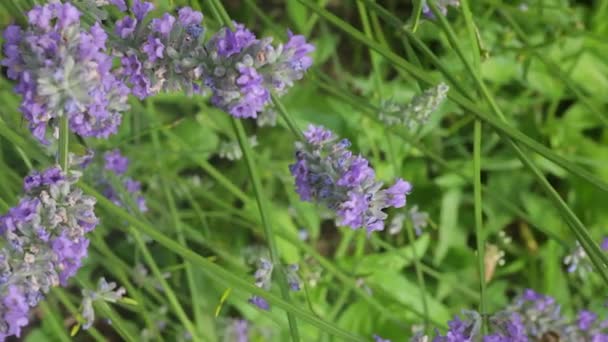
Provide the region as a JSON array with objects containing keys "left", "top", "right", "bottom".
[
  {"left": 203, "top": 26, "right": 314, "bottom": 118},
  {"left": 248, "top": 258, "right": 300, "bottom": 310},
  {"left": 1, "top": 2, "right": 129, "bottom": 143},
  {"left": 100, "top": 150, "right": 147, "bottom": 213},
  {"left": 112, "top": 2, "right": 207, "bottom": 98},
  {"left": 0, "top": 166, "right": 98, "bottom": 340},
  {"left": 290, "top": 125, "right": 412, "bottom": 233}
]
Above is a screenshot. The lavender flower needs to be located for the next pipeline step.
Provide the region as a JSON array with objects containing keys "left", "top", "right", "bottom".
[
  {"left": 1, "top": 3, "right": 129, "bottom": 143},
  {"left": 602, "top": 237, "right": 608, "bottom": 251},
  {"left": 290, "top": 125, "right": 412, "bottom": 233},
  {"left": 0, "top": 166, "right": 98, "bottom": 340},
  {"left": 248, "top": 258, "right": 299, "bottom": 310}
]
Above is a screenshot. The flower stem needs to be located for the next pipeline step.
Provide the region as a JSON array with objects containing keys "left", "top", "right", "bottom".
[
  {"left": 474, "top": 120, "right": 486, "bottom": 334},
  {"left": 231, "top": 118, "right": 301, "bottom": 342},
  {"left": 58, "top": 114, "right": 69, "bottom": 171}
]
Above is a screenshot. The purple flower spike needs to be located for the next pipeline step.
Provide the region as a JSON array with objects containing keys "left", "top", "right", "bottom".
[
  {"left": 290, "top": 125, "right": 412, "bottom": 233},
  {"left": 249, "top": 296, "right": 270, "bottom": 310},
  {"left": 104, "top": 149, "right": 129, "bottom": 175},
  {"left": 0, "top": 166, "right": 98, "bottom": 340},
  {"left": 602, "top": 237, "right": 608, "bottom": 251}
]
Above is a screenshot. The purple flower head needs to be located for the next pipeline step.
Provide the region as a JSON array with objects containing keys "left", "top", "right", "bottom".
[
  {"left": 104, "top": 150, "right": 129, "bottom": 175},
  {"left": 151, "top": 13, "right": 175, "bottom": 37},
  {"left": 579, "top": 310, "right": 598, "bottom": 331},
  {"left": 304, "top": 125, "right": 334, "bottom": 145},
  {"left": 249, "top": 296, "right": 269, "bottom": 310},
  {"left": 284, "top": 30, "right": 315, "bottom": 72},
  {"left": 602, "top": 237, "right": 608, "bottom": 251},
  {"left": 1, "top": 286, "right": 30, "bottom": 339},
  {"left": 142, "top": 36, "right": 164, "bottom": 62},
  {"left": 52, "top": 235, "right": 90, "bottom": 285},
  {"left": 132, "top": 0, "right": 155, "bottom": 21},
  {"left": 337, "top": 191, "right": 368, "bottom": 228},
  {"left": 110, "top": 0, "right": 128, "bottom": 11},
  {"left": 115, "top": 16, "right": 138, "bottom": 39},
  {"left": 41, "top": 166, "right": 64, "bottom": 186},
  {"left": 384, "top": 178, "right": 412, "bottom": 208},
  {"left": 55, "top": 2, "right": 81, "bottom": 29},
  {"left": 337, "top": 156, "right": 375, "bottom": 187},
  {"left": 214, "top": 24, "right": 256, "bottom": 57},
  {"left": 27, "top": 5, "right": 54, "bottom": 31},
  {"left": 178, "top": 7, "right": 203, "bottom": 26},
  {"left": 23, "top": 172, "right": 42, "bottom": 192}
]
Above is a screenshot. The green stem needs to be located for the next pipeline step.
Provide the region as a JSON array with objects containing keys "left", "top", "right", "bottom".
[
  {"left": 231, "top": 118, "right": 301, "bottom": 342},
  {"left": 473, "top": 120, "right": 486, "bottom": 333},
  {"left": 58, "top": 114, "right": 69, "bottom": 171},
  {"left": 130, "top": 227, "right": 201, "bottom": 341}
]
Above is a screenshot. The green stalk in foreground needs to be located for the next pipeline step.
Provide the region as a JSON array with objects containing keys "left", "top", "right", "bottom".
[
  {"left": 473, "top": 120, "right": 487, "bottom": 333},
  {"left": 231, "top": 118, "right": 301, "bottom": 341},
  {"left": 58, "top": 114, "right": 69, "bottom": 171}
]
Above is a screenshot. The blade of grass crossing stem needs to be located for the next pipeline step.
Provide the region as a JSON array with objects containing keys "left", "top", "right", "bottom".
[
  {"left": 79, "top": 183, "right": 367, "bottom": 342},
  {"left": 300, "top": 0, "right": 608, "bottom": 194},
  {"left": 427, "top": 2, "right": 608, "bottom": 278},
  {"left": 130, "top": 227, "right": 201, "bottom": 341},
  {"left": 231, "top": 118, "right": 301, "bottom": 341}
]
